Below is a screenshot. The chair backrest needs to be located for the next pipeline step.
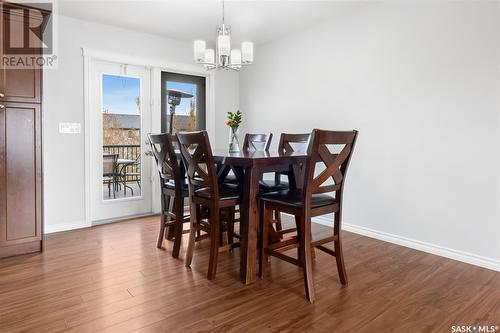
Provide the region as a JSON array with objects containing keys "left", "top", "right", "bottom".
[
  {"left": 242, "top": 133, "right": 273, "bottom": 151},
  {"left": 103, "top": 154, "right": 118, "bottom": 175},
  {"left": 303, "top": 129, "right": 358, "bottom": 206},
  {"left": 278, "top": 133, "right": 311, "bottom": 154},
  {"left": 148, "top": 133, "right": 183, "bottom": 189},
  {"left": 176, "top": 131, "right": 219, "bottom": 198},
  {"left": 276, "top": 133, "right": 311, "bottom": 186}
]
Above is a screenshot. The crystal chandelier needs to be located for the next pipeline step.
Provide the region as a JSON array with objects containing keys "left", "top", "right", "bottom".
[{"left": 193, "top": 0, "right": 254, "bottom": 71}]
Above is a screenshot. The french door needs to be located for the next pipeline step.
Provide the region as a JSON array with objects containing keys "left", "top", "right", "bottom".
[{"left": 89, "top": 59, "right": 152, "bottom": 222}]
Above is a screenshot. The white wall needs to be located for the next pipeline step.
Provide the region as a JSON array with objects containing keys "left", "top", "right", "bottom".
[
  {"left": 240, "top": 1, "right": 500, "bottom": 269},
  {"left": 43, "top": 16, "right": 238, "bottom": 232}
]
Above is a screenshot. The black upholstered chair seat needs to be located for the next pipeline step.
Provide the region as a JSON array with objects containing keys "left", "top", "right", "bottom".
[
  {"left": 259, "top": 189, "right": 336, "bottom": 208},
  {"left": 164, "top": 178, "right": 189, "bottom": 191},
  {"left": 195, "top": 183, "right": 240, "bottom": 200},
  {"left": 258, "top": 180, "right": 289, "bottom": 192}
]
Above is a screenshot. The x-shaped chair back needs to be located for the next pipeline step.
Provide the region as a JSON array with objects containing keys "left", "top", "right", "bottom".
[
  {"left": 243, "top": 133, "right": 273, "bottom": 151},
  {"left": 303, "top": 129, "right": 358, "bottom": 204},
  {"left": 278, "top": 133, "right": 311, "bottom": 155},
  {"left": 148, "top": 133, "right": 183, "bottom": 187},
  {"left": 176, "top": 131, "right": 219, "bottom": 199},
  {"left": 275, "top": 133, "right": 311, "bottom": 188}
]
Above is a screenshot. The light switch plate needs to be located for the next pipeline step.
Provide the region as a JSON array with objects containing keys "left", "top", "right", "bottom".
[{"left": 59, "top": 122, "right": 81, "bottom": 134}]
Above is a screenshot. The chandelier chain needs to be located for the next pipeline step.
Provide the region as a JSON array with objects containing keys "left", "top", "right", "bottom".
[{"left": 222, "top": 0, "right": 225, "bottom": 26}]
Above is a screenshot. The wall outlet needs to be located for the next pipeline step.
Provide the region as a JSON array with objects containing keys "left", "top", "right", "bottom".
[{"left": 59, "top": 122, "right": 81, "bottom": 134}]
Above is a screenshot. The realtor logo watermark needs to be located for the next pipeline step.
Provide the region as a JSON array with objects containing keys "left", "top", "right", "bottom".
[
  {"left": 1, "top": 0, "right": 58, "bottom": 69},
  {"left": 451, "top": 325, "right": 499, "bottom": 332}
]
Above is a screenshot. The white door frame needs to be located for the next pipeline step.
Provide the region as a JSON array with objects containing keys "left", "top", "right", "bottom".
[{"left": 82, "top": 47, "right": 215, "bottom": 226}]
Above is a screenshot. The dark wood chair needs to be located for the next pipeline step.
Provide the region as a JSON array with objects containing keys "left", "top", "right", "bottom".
[
  {"left": 148, "top": 133, "right": 189, "bottom": 258},
  {"left": 177, "top": 131, "right": 240, "bottom": 280},
  {"left": 261, "top": 133, "right": 311, "bottom": 233},
  {"left": 242, "top": 133, "right": 273, "bottom": 151},
  {"left": 260, "top": 133, "right": 311, "bottom": 192},
  {"left": 224, "top": 133, "right": 273, "bottom": 185},
  {"left": 259, "top": 129, "right": 358, "bottom": 303}
]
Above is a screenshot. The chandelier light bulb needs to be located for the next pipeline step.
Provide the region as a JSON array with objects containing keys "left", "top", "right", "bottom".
[
  {"left": 230, "top": 49, "right": 242, "bottom": 67},
  {"left": 204, "top": 48, "right": 215, "bottom": 65},
  {"left": 241, "top": 42, "right": 254, "bottom": 63},
  {"left": 217, "top": 34, "right": 231, "bottom": 57},
  {"left": 193, "top": 40, "right": 206, "bottom": 62}
]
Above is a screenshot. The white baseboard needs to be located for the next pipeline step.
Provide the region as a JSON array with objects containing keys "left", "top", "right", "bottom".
[
  {"left": 44, "top": 220, "right": 91, "bottom": 234},
  {"left": 313, "top": 217, "right": 500, "bottom": 272},
  {"left": 44, "top": 212, "right": 158, "bottom": 234},
  {"left": 91, "top": 212, "right": 157, "bottom": 226}
]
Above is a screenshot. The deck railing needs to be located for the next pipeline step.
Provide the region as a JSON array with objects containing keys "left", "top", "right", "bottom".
[{"left": 103, "top": 144, "right": 141, "bottom": 183}]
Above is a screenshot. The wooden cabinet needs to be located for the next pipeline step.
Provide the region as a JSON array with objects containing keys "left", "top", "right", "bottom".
[
  {"left": 0, "top": 4, "right": 47, "bottom": 258},
  {"left": 0, "top": 103, "right": 42, "bottom": 256},
  {"left": 0, "top": 69, "right": 41, "bottom": 104},
  {"left": 0, "top": 4, "right": 43, "bottom": 104}
]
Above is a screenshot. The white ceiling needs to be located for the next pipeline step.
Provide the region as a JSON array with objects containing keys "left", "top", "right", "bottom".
[{"left": 59, "top": 0, "right": 366, "bottom": 45}]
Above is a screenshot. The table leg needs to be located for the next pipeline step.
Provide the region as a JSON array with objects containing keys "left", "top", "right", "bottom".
[{"left": 239, "top": 166, "right": 260, "bottom": 284}]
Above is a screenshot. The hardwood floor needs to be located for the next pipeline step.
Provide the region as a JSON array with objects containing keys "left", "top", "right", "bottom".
[{"left": 0, "top": 216, "right": 498, "bottom": 332}]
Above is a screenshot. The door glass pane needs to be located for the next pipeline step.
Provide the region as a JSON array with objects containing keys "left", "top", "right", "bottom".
[
  {"left": 161, "top": 72, "right": 206, "bottom": 133},
  {"left": 102, "top": 74, "right": 142, "bottom": 200}
]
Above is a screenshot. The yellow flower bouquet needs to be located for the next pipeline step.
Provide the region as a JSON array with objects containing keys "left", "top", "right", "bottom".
[
  {"left": 226, "top": 110, "right": 242, "bottom": 128},
  {"left": 227, "top": 111, "right": 242, "bottom": 152}
]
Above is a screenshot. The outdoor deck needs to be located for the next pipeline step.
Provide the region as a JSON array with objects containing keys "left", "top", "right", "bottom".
[
  {"left": 103, "top": 182, "right": 141, "bottom": 200},
  {"left": 103, "top": 144, "right": 142, "bottom": 200}
]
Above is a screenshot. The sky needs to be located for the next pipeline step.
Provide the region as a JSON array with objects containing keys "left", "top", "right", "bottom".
[
  {"left": 101, "top": 74, "right": 197, "bottom": 116},
  {"left": 102, "top": 74, "right": 141, "bottom": 115}
]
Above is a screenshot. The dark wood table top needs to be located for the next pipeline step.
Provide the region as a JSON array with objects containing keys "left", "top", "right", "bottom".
[{"left": 212, "top": 149, "right": 309, "bottom": 167}]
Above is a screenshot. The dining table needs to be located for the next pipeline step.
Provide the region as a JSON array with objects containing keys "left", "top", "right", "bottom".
[{"left": 212, "top": 149, "right": 309, "bottom": 284}]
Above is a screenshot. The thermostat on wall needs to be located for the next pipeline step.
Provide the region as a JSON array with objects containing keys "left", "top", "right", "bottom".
[{"left": 59, "top": 122, "right": 81, "bottom": 134}]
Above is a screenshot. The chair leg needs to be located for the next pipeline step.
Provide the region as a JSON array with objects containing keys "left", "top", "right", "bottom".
[
  {"left": 299, "top": 214, "right": 315, "bottom": 303},
  {"left": 207, "top": 207, "right": 220, "bottom": 280},
  {"left": 275, "top": 210, "right": 283, "bottom": 237},
  {"left": 227, "top": 207, "right": 235, "bottom": 250},
  {"left": 294, "top": 213, "right": 315, "bottom": 260},
  {"left": 259, "top": 203, "right": 271, "bottom": 278},
  {"left": 185, "top": 203, "right": 198, "bottom": 267},
  {"left": 157, "top": 213, "right": 166, "bottom": 249},
  {"left": 157, "top": 192, "right": 169, "bottom": 248},
  {"left": 295, "top": 214, "right": 301, "bottom": 259},
  {"left": 165, "top": 196, "right": 175, "bottom": 240},
  {"left": 334, "top": 211, "right": 348, "bottom": 285},
  {"left": 172, "top": 196, "right": 184, "bottom": 258}
]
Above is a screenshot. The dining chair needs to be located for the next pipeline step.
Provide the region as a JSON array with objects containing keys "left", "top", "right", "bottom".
[
  {"left": 242, "top": 133, "right": 273, "bottom": 151},
  {"left": 148, "top": 133, "right": 190, "bottom": 258},
  {"left": 103, "top": 154, "right": 118, "bottom": 199},
  {"left": 224, "top": 133, "right": 273, "bottom": 185},
  {"left": 259, "top": 133, "right": 311, "bottom": 192},
  {"left": 260, "top": 133, "right": 311, "bottom": 234},
  {"left": 259, "top": 129, "right": 358, "bottom": 302},
  {"left": 177, "top": 131, "right": 241, "bottom": 280}
]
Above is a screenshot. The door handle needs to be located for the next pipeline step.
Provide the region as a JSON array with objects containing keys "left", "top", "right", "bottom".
[
  {"left": 0, "top": 104, "right": 5, "bottom": 109},
  {"left": 0, "top": 93, "right": 4, "bottom": 98}
]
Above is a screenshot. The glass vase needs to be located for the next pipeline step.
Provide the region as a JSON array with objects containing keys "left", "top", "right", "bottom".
[{"left": 228, "top": 126, "right": 240, "bottom": 153}]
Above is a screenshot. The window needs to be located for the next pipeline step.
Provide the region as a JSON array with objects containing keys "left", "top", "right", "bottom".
[{"left": 161, "top": 72, "right": 206, "bottom": 134}]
